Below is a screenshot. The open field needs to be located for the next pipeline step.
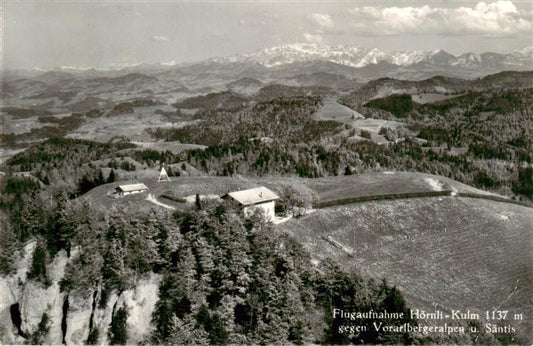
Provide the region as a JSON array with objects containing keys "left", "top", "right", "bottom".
[
  {"left": 351, "top": 118, "right": 406, "bottom": 133},
  {"left": 422, "top": 146, "right": 469, "bottom": 156},
  {"left": 0, "top": 148, "right": 26, "bottom": 165},
  {"left": 343, "top": 117, "right": 410, "bottom": 145},
  {"left": 412, "top": 93, "right": 463, "bottom": 104},
  {"left": 315, "top": 97, "right": 407, "bottom": 145},
  {"left": 129, "top": 141, "right": 206, "bottom": 152},
  {"left": 2, "top": 115, "right": 57, "bottom": 135},
  {"left": 276, "top": 196, "right": 533, "bottom": 342},
  {"left": 66, "top": 105, "right": 195, "bottom": 142},
  {"left": 371, "top": 87, "right": 418, "bottom": 99},
  {"left": 316, "top": 97, "right": 364, "bottom": 121}
]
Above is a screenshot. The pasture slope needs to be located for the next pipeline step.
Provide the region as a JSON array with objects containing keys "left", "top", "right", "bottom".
[
  {"left": 277, "top": 196, "right": 532, "bottom": 343},
  {"left": 316, "top": 97, "right": 364, "bottom": 122},
  {"left": 83, "top": 171, "right": 532, "bottom": 342}
]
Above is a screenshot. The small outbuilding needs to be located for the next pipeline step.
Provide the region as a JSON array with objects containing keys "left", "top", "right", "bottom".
[
  {"left": 223, "top": 186, "right": 279, "bottom": 220},
  {"left": 114, "top": 183, "right": 149, "bottom": 197}
]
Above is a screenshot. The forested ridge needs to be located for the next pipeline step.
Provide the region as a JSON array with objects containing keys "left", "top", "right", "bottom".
[{"left": 146, "top": 90, "right": 532, "bottom": 199}]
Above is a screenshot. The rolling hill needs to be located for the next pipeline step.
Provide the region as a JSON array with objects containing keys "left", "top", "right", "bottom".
[
  {"left": 172, "top": 91, "right": 250, "bottom": 111},
  {"left": 79, "top": 172, "right": 532, "bottom": 342}
]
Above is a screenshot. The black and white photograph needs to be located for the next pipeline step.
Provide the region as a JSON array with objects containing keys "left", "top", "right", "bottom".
[{"left": 0, "top": 0, "right": 532, "bottom": 344}]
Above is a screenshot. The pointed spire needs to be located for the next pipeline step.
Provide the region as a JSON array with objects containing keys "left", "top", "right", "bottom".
[{"left": 158, "top": 164, "right": 171, "bottom": 182}]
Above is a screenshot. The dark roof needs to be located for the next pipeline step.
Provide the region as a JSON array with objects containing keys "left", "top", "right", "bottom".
[{"left": 115, "top": 183, "right": 149, "bottom": 192}]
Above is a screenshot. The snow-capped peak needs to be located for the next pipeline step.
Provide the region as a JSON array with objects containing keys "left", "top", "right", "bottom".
[
  {"left": 213, "top": 43, "right": 437, "bottom": 68},
  {"left": 452, "top": 52, "right": 482, "bottom": 66},
  {"left": 390, "top": 50, "right": 427, "bottom": 66},
  {"left": 508, "top": 46, "right": 533, "bottom": 59},
  {"left": 212, "top": 43, "right": 372, "bottom": 68},
  {"left": 205, "top": 43, "right": 532, "bottom": 70}
]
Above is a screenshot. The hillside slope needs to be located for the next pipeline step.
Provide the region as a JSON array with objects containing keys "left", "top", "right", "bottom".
[
  {"left": 2, "top": 169, "right": 531, "bottom": 343},
  {"left": 82, "top": 171, "right": 532, "bottom": 342},
  {"left": 277, "top": 196, "right": 532, "bottom": 342}
]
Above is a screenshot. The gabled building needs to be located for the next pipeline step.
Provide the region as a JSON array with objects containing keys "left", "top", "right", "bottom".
[
  {"left": 114, "top": 183, "right": 149, "bottom": 197},
  {"left": 223, "top": 186, "right": 279, "bottom": 220}
]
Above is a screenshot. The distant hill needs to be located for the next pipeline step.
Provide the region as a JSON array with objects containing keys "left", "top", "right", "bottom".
[
  {"left": 1, "top": 79, "right": 50, "bottom": 97},
  {"left": 255, "top": 84, "right": 333, "bottom": 101},
  {"left": 476, "top": 71, "right": 533, "bottom": 89},
  {"left": 90, "top": 72, "right": 157, "bottom": 85},
  {"left": 340, "top": 71, "right": 533, "bottom": 108},
  {"left": 2, "top": 47, "right": 531, "bottom": 115},
  {"left": 226, "top": 77, "right": 264, "bottom": 95},
  {"left": 172, "top": 91, "right": 250, "bottom": 111},
  {"left": 34, "top": 70, "right": 76, "bottom": 84},
  {"left": 288, "top": 72, "right": 361, "bottom": 89},
  {"left": 67, "top": 96, "right": 111, "bottom": 112}
]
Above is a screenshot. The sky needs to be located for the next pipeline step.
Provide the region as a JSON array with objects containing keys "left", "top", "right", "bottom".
[{"left": 2, "top": 0, "right": 532, "bottom": 69}]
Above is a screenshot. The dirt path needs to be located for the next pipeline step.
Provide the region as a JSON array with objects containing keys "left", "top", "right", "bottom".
[{"left": 146, "top": 193, "right": 176, "bottom": 210}]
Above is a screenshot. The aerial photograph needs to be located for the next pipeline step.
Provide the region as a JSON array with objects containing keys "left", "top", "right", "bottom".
[{"left": 0, "top": 0, "right": 531, "bottom": 344}]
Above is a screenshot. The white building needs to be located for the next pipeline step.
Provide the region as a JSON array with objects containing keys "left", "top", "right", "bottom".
[
  {"left": 114, "top": 183, "right": 149, "bottom": 197},
  {"left": 158, "top": 166, "right": 171, "bottom": 182},
  {"left": 223, "top": 186, "right": 279, "bottom": 220}
]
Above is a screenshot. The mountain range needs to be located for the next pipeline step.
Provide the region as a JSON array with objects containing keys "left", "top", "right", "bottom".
[
  {"left": 2, "top": 43, "right": 531, "bottom": 113},
  {"left": 4, "top": 43, "right": 532, "bottom": 82},
  {"left": 212, "top": 43, "right": 532, "bottom": 69}
]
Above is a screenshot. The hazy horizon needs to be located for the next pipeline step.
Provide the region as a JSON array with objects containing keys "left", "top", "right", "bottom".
[{"left": 2, "top": 0, "right": 532, "bottom": 70}]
